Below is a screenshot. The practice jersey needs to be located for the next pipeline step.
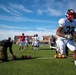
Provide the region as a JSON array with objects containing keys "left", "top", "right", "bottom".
[
  {"left": 57, "top": 18, "right": 76, "bottom": 39},
  {"left": 19, "top": 36, "right": 25, "bottom": 42},
  {"left": 34, "top": 37, "right": 39, "bottom": 43}
]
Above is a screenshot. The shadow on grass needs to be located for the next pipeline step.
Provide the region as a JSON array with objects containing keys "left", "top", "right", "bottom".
[
  {"left": 39, "top": 48, "right": 51, "bottom": 50},
  {"left": 0, "top": 57, "right": 38, "bottom": 63},
  {"left": 9, "top": 56, "right": 39, "bottom": 62},
  {"left": 14, "top": 57, "right": 37, "bottom": 60}
]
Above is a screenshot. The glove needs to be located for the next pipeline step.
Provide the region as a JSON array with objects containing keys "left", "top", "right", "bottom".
[{"left": 64, "top": 34, "right": 73, "bottom": 40}]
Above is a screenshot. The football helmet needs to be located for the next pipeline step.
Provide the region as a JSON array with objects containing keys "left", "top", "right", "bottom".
[
  {"left": 22, "top": 33, "right": 24, "bottom": 35},
  {"left": 65, "top": 9, "right": 76, "bottom": 18}
]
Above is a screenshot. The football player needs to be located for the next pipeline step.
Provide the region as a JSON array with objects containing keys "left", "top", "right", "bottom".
[
  {"left": 56, "top": 9, "right": 76, "bottom": 66},
  {"left": 25, "top": 35, "right": 29, "bottom": 48},
  {"left": 19, "top": 33, "right": 25, "bottom": 50},
  {"left": 33, "top": 34, "right": 39, "bottom": 50}
]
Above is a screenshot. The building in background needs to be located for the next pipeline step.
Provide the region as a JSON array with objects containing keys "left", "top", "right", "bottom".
[{"left": 14, "top": 35, "right": 57, "bottom": 44}]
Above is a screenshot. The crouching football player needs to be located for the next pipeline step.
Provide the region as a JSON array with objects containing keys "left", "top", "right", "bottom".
[
  {"left": 56, "top": 9, "right": 76, "bottom": 66},
  {"left": 0, "top": 37, "right": 16, "bottom": 62}
]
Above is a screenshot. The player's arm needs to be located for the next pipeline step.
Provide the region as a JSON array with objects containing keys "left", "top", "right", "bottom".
[
  {"left": 9, "top": 46, "right": 14, "bottom": 55},
  {"left": 74, "top": 31, "right": 76, "bottom": 36},
  {"left": 56, "top": 26, "right": 73, "bottom": 39},
  {"left": 56, "top": 26, "right": 65, "bottom": 37},
  {"left": 9, "top": 42, "right": 15, "bottom": 56}
]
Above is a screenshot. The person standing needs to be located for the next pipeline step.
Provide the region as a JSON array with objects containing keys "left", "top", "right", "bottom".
[
  {"left": 56, "top": 9, "right": 76, "bottom": 66},
  {"left": 50, "top": 35, "right": 56, "bottom": 50},
  {"left": 19, "top": 33, "right": 25, "bottom": 50},
  {"left": 32, "top": 34, "right": 35, "bottom": 47},
  {"left": 33, "top": 34, "right": 39, "bottom": 50},
  {"left": 25, "top": 35, "right": 29, "bottom": 48}
]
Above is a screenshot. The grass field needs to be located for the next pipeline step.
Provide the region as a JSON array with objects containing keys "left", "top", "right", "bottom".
[{"left": 0, "top": 44, "right": 76, "bottom": 75}]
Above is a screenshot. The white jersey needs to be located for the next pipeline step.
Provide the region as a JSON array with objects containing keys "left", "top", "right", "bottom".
[
  {"left": 58, "top": 18, "right": 76, "bottom": 39},
  {"left": 56, "top": 18, "right": 76, "bottom": 53},
  {"left": 25, "top": 37, "right": 29, "bottom": 44},
  {"left": 32, "top": 36, "right": 35, "bottom": 46},
  {"left": 32, "top": 36, "right": 35, "bottom": 42},
  {"left": 33, "top": 36, "right": 39, "bottom": 46},
  {"left": 34, "top": 37, "right": 39, "bottom": 43}
]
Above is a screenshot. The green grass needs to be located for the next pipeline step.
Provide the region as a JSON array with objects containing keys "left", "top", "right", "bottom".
[{"left": 0, "top": 44, "right": 76, "bottom": 75}]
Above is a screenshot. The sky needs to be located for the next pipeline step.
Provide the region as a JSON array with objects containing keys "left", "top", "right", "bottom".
[{"left": 0, "top": 0, "right": 76, "bottom": 40}]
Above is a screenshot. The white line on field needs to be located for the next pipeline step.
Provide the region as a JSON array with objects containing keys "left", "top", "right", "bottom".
[{"left": 36, "top": 57, "right": 54, "bottom": 59}]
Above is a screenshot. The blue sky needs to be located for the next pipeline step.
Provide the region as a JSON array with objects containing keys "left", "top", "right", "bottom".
[{"left": 0, "top": 0, "right": 76, "bottom": 40}]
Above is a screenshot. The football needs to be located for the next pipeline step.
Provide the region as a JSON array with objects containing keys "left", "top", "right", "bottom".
[
  {"left": 28, "top": 55, "right": 32, "bottom": 59},
  {"left": 13, "top": 55, "right": 17, "bottom": 60},
  {"left": 61, "top": 55, "right": 65, "bottom": 58},
  {"left": 21, "top": 55, "right": 25, "bottom": 59},
  {"left": 54, "top": 55, "right": 58, "bottom": 58},
  {"left": 24, "top": 55, "right": 27, "bottom": 59},
  {"left": 58, "top": 55, "right": 62, "bottom": 58}
]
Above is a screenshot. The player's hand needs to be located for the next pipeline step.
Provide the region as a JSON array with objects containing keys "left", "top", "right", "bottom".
[
  {"left": 12, "top": 55, "right": 17, "bottom": 59},
  {"left": 64, "top": 34, "right": 73, "bottom": 40}
]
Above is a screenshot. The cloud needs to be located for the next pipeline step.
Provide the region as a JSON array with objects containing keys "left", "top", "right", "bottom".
[
  {"left": 36, "top": 0, "right": 76, "bottom": 16},
  {"left": 0, "top": 29, "right": 56, "bottom": 40},
  {"left": 1, "top": 0, "right": 76, "bottom": 41},
  {"left": 47, "top": 8, "right": 62, "bottom": 16},
  {"left": 0, "top": 15, "right": 57, "bottom": 23},
  {"left": 67, "top": 1, "right": 76, "bottom": 10},
  {"left": 8, "top": 7, "right": 21, "bottom": 16},
  {"left": 36, "top": 26, "right": 54, "bottom": 31},
  {"left": 8, "top": 2, "right": 32, "bottom": 13},
  {"left": 0, "top": 4, "right": 21, "bottom": 16},
  {"left": 0, "top": 3, "right": 32, "bottom": 16},
  {"left": 37, "top": 9, "right": 43, "bottom": 15},
  {"left": 0, "top": 24, "right": 33, "bottom": 31},
  {"left": 0, "top": 4, "right": 13, "bottom": 14},
  {"left": 1, "top": 0, "right": 76, "bottom": 17}
]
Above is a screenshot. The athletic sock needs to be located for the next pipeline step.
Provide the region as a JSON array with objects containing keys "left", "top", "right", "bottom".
[{"left": 74, "top": 61, "right": 76, "bottom": 66}]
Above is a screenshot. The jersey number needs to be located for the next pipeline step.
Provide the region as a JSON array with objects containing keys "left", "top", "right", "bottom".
[{"left": 64, "top": 26, "right": 74, "bottom": 34}]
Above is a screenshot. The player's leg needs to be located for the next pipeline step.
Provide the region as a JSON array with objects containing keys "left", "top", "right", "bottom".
[
  {"left": 19, "top": 42, "right": 21, "bottom": 50},
  {"left": 51, "top": 43, "right": 53, "bottom": 50},
  {"left": 72, "top": 51, "right": 76, "bottom": 66},
  {"left": 0, "top": 46, "right": 4, "bottom": 60},
  {"left": 22, "top": 42, "right": 25, "bottom": 50},
  {"left": 36, "top": 42, "right": 39, "bottom": 50},
  {"left": 65, "top": 46, "right": 69, "bottom": 56},
  {"left": 67, "top": 40, "right": 76, "bottom": 66},
  {"left": 33, "top": 43, "right": 36, "bottom": 50},
  {"left": 21, "top": 42, "right": 23, "bottom": 49},
  {"left": 2, "top": 47, "right": 8, "bottom": 62},
  {"left": 26, "top": 42, "right": 28, "bottom": 47},
  {"left": 58, "top": 39, "right": 66, "bottom": 57},
  {"left": 56, "top": 40, "right": 60, "bottom": 54}
]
